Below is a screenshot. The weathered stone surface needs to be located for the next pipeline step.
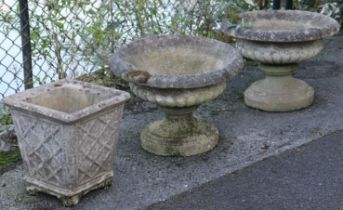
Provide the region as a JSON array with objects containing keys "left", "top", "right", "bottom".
[
  {"left": 244, "top": 74, "right": 314, "bottom": 112},
  {"left": 131, "top": 81, "right": 226, "bottom": 156},
  {"left": 110, "top": 35, "right": 244, "bottom": 89},
  {"left": 222, "top": 10, "right": 340, "bottom": 112},
  {"left": 141, "top": 106, "right": 219, "bottom": 156},
  {"left": 223, "top": 10, "right": 340, "bottom": 42},
  {"left": 130, "top": 81, "right": 226, "bottom": 108},
  {"left": 110, "top": 35, "right": 243, "bottom": 156},
  {"left": 244, "top": 64, "right": 315, "bottom": 112},
  {"left": 0, "top": 101, "right": 10, "bottom": 116},
  {"left": 0, "top": 125, "right": 16, "bottom": 152},
  {"left": 236, "top": 40, "right": 323, "bottom": 64},
  {"left": 3, "top": 80, "right": 130, "bottom": 206},
  {"left": 0, "top": 101, "right": 14, "bottom": 152}
]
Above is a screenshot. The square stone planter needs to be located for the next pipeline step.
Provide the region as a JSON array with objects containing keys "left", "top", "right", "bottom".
[{"left": 4, "top": 79, "right": 130, "bottom": 206}]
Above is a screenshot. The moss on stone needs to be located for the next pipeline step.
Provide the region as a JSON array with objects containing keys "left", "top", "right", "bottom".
[
  {"left": 0, "top": 150, "right": 21, "bottom": 175},
  {"left": 77, "top": 66, "right": 129, "bottom": 91}
]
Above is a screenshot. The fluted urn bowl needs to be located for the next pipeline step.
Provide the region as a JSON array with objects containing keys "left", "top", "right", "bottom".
[
  {"left": 222, "top": 10, "right": 340, "bottom": 112},
  {"left": 110, "top": 35, "right": 243, "bottom": 156}
]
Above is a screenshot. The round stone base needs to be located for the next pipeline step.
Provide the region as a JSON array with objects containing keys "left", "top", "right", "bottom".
[
  {"left": 244, "top": 76, "right": 314, "bottom": 112},
  {"left": 141, "top": 117, "right": 219, "bottom": 156}
]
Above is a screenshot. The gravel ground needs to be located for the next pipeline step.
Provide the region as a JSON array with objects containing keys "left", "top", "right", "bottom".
[{"left": 0, "top": 35, "right": 343, "bottom": 210}]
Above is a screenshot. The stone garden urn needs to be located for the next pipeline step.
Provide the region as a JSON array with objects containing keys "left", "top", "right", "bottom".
[
  {"left": 222, "top": 10, "right": 340, "bottom": 112},
  {"left": 110, "top": 35, "right": 243, "bottom": 156},
  {"left": 4, "top": 80, "right": 130, "bottom": 206}
]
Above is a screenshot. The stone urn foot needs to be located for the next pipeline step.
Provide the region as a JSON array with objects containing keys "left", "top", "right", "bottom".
[
  {"left": 61, "top": 195, "right": 81, "bottom": 207},
  {"left": 244, "top": 64, "right": 314, "bottom": 112},
  {"left": 141, "top": 106, "right": 218, "bottom": 156}
]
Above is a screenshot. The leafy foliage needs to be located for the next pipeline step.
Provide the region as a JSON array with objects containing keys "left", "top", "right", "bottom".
[
  {"left": 294, "top": 0, "right": 342, "bottom": 23},
  {"left": 0, "top": 150, "right": 21, "bottom": 175},
  {"left": 0, "top": 0, "right": 341, "bottom": 82},
  {"left": 0, "top": 108, "right": 12, "bottom": 128}
]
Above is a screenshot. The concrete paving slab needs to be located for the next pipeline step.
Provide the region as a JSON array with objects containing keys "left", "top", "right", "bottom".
[{"left": 0, "top": 35, "right": 343, "bottom": 210}]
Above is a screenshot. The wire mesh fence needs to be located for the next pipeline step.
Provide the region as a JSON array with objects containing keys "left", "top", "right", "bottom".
[
  {"left": 1, "top": 0, "right": 133, "bottom": 99},
  {"left": 0, "top": 0, "right": 341, "bottom": 101},
  {"left": 1, "top": 0, "right": 245, "bottom": 99}
]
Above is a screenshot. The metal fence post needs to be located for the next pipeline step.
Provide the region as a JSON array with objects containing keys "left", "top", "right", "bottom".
[
  {"left": 273, "top": 0, "right": 281, "bottom": 9},
  {"left": 19, "top": 0, "right": 33, "bottom": 89},
  {"left": 286, "top": 0, "right": 293, "bottom": 9}
]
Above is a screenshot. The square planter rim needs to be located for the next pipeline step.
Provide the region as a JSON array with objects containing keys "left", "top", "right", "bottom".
[{"left": 4, "top": 79, "right": 130, "bottom": 124}]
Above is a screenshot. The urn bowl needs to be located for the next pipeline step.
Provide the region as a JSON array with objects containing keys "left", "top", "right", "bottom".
[
  {"left": 110, "top": 35, "right": 243, "bottom": 156},
  {"left": 222, "top": 10, "right": 340, "bottom": 112}
]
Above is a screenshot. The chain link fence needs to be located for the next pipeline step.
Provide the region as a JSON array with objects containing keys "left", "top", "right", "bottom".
[
  {"left": 0, "top": 0, "right": 132, "bottom": 99},
  {"left": 0, "top": 0, "right": 341, "bottom": 103},
  {"left": 0, "top": 0, "right": 249, "bottom": 99}
]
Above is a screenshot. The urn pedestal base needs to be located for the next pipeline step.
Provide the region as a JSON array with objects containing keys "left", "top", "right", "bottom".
[
  {"left": 141, "top": 106, "right": 219, "bottom": 156},
  {"left": 244, "top": 65, "right": 314, "bottom": 112}
]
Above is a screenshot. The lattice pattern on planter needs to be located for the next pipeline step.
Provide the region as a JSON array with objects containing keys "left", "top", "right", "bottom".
[
  {"left": 11, "top": 111, "right": 66, "bottom": 186},
  {"left": 11, "top": 107, "right": 123, "bottom": 188},
  {"left": 77, "top": 109, "right": 122, "bottom": 185}
]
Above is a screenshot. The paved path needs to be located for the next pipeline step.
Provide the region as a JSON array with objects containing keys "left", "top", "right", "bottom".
[{"left": 148, "top": 131, "right": 343, "bottom": 210}]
